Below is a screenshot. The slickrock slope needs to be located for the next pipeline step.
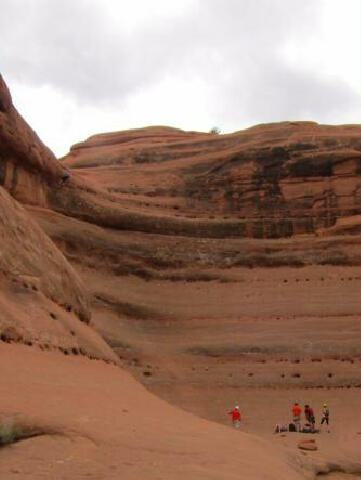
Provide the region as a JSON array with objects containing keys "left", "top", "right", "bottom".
[
  {"left": 0, "top": 186, "right": 117, "bottom": 362},
  {"left": 1, "top": 343, "right": 320, "bottom": 480},
  {"left": 0, "top": 188, "right": 88, "bottom": 321}
]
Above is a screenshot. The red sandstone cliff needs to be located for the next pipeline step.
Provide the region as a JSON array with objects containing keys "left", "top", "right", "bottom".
[
  {"left": 1, "top": 70, "right": 360, "bottom": 241},
  {"left": 63, "top": 123, "right": 361, "bottom": 238},
  {"left": 0, "top": 74, "right": 69, "bottom": 206},
  {"left": 0, "top": 74, "right": 117, "bottom": 362}
]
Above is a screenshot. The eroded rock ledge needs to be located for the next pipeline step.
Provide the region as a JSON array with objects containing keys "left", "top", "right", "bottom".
[
  {"left": 63, "top": 122, "right": 361, "bottom": 238},
  {"left": 0, "top": 73, "right": 67, "bottom": 206}
]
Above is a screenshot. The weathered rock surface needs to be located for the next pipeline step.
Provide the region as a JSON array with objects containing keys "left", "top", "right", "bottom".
[
  {"left": 0, "top": 343, "right": 309, "bottom": 480},
  {"left": 0, "top": 74, "right": 69, "bottom": 206},
  {"left": 0, "top": 184, "right": 116, "bottom": 362},
  {"left": 54, "top": 106, "right": 361, "bottom": 462},
  {"left": 0, "top": 187, "right": 90, "bottom": 319},
  {"left": 0, "top": 73, "right": 360, "bottom": 479},
  {"left": 64, "top": 123, "right": 361, "bottom": 238},
  {"left": 1, "top": 69, "right": 360, "bottom": 242},
  {"left": 298, "top": 439, "right": 318, "bottom": 451}
]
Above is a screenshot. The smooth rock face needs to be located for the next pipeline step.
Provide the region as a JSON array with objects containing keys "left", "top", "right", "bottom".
[
  {"left": 63, "top": 123, "right": 361, "bottom": 238},
  {"left": 0, "top": 186, "right": 116, "bottom": 362},
  {"left": 0, "top": 186, "right": 88, "bottom": 320}
]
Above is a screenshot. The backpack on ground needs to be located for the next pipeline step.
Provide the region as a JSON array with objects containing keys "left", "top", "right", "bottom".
[{"left": 289, "top": 423, "right": 296, "bottom": 432}]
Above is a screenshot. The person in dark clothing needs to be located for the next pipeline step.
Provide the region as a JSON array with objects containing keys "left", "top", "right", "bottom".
[
  {"left": 60, "top": 171, "right": 71, "bottom": 185},
  {"left": 320, "top": 404, "right": 330, "bottom": 432},
  {"left": 292, "top": 403, "right": 302, "bottom": 432},
  {"left": 304, "top": 404, "right": 315, "bottom": 432}
]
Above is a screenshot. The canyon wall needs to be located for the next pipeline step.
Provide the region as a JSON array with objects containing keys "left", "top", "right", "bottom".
[
  {"left": 0, "top": 73, "right": 360, "bottom": 478},
  {"left": 64, "top": 123, "right": 361, "bottom": 238},
  {"left": 0, "top": 74, "right": 68, "bottom": 206}
]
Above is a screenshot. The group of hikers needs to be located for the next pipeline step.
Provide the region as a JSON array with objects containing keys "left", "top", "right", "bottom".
[
  {"left": 228, "top": 402, "right": 330, "bottom": 433},
  {"left": 287, "top": 402, "right": 330, "bottom": 433}
]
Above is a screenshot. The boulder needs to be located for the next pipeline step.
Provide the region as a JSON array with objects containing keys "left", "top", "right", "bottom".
[{"left": 298, "top": 439, "right": 318, "bottom": 451}]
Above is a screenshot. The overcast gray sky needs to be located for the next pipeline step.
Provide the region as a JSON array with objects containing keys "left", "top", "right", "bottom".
[{"left": 1, "top": 0, "right": 359, "bottom": 157}]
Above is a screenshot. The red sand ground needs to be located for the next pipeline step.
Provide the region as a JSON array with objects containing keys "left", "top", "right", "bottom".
[{"left": 0, "top": 343, "right": 315, "bottom": 480}]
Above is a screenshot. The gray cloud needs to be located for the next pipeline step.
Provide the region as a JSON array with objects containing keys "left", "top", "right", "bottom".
[{"left": 0, "top": 0, "right": 358, "bottom": 124}]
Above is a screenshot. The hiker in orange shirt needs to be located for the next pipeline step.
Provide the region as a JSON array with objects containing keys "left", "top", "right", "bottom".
[{"left": 292, "top": 402, "right": 302, "bottom": 432}]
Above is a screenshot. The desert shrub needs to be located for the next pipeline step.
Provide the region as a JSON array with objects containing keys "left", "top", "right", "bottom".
[
  {"left": 0, "top": 421, "right": 23, "bottom": 445},
  {"left": 0, "top": 419, "right": 55, "bottom": 447}
]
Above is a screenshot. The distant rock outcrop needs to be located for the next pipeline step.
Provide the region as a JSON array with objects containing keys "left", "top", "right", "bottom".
[{"left": 64, "top": 123, "right": 361, "bottom": 238}]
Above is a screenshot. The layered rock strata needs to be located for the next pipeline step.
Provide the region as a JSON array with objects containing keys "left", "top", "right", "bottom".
[
  {"left": 0, "top": 74, "right": 69, "bottom": 206},
  {"left": 0, "top": 73, "right": 360, "bottom": 477},
  {"left": 63, "top": 123, "right": 361, "bottom": 238}
]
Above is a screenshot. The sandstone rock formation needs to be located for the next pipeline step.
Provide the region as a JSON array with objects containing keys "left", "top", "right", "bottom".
[
  {"left": 57, "top": 123, "right": 360, "bottom": 476},
  {"left": 0, "top": 74, "right": 68, "bottom": 206},
  {"left": 0, "top": 185, "right": 117, "bottom": 362},
  {"left": 0, "top": 72, "right": 360, "bottom": 479},
  {"left": 64, "top": 123, "right": 361, "bottom": 238},
  {"left": 0, "top": 186, "right": 88, "bottom": 321},
  {"left": 0, "top": 72, "right": 118, "bottom": 361},
  {"left": 2, "top": 71, "right": 359, "bottom": 243}
]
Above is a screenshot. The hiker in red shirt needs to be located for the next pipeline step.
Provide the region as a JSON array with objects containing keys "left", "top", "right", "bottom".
[
  {"left": 304, "top": 404, "right": 315, "bottom": 432},
  {"left": 228, "top": 405, "right": 241, "bottom": 428},
  {"left": 292, "top": 402, "right": 302, "bottom": 432}
]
